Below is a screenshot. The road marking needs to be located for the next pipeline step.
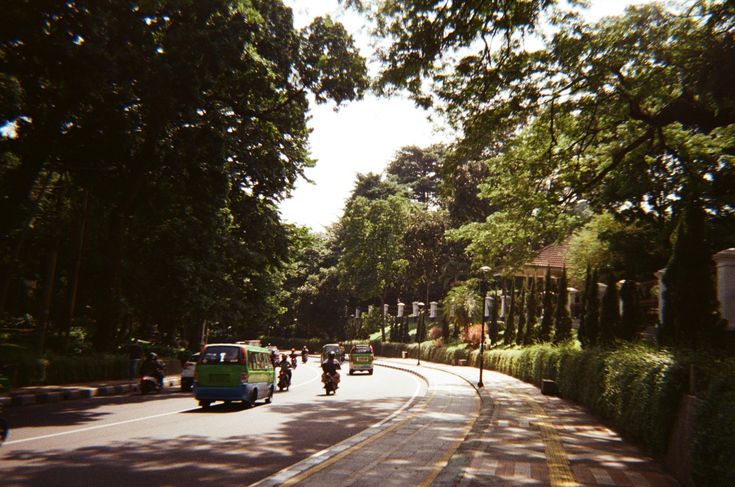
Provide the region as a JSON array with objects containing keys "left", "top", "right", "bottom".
[
  {"left": 9, "top": 364, "right": 326, "bottom": 446},
  {"left": 4, "top": 407, "right": 195, "bottom": 445},
  {"left": 251, "top": 373, "right": 423, "bottom": 487},
  {"left": 524, "top": 396, "right": 579, "bottom": 487}
]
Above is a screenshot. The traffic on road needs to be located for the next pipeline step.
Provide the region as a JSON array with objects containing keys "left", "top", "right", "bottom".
[{"left": 0, "top": 350, "right": 424, "bottom": 487}]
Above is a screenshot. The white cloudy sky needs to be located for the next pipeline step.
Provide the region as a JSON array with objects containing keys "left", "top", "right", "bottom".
[{"left": 279, "top": 0, "right": 650, "bottom": 232}]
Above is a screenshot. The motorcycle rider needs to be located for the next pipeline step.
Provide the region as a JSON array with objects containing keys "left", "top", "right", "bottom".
[
  {"left": 139, "top": 352, "right": 165, "bottom": 389},
  {"left": 301, "top": 346, "right": 309, "bottom": 362},
  {"left": 321, "top": 351, "right": 341, "bottom": 389},
  {"left": 279, "top": 353, "right": 292, "bottom": 386}
]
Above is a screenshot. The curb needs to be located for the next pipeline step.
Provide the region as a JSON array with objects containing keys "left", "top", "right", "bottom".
[
  {"left": 3, "top": 376, "right": 181, "bottom": 408},
  {"left": 252, "top": 363, "right": 431, "bottom": 487}
]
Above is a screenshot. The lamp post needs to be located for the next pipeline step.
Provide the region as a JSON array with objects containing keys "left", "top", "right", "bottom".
[
  {"left": 416, "top": 301, "right": 425, "bottom": 366},
  {"left": 478, "top": 266, "right": 491, "bottom": 388}
]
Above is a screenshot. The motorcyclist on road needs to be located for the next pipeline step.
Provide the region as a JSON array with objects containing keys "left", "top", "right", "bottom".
[
  {"left": 321, "top": 351, "right": 341, "bottom": 388},
  {"left": 279, "top": 353, "right": 292, "bottom": 385},
  {"left": 139, "top": 352, "right": 164, "bottom": 389},
  {"left": 301, "top": 346, "right": 309, "bottom": 362}
]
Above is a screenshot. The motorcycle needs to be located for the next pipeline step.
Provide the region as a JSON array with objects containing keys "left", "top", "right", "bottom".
[
  {"left": 290, "top": 355, "right": 298, "bottom": 369},
  {"left": 323, "top": 372, "right": 338, "bottom": 395},
  {"left": 278, "top": 369, "right": 291, "bottom": 391},
  {"left": 301, "top": 353, "right": 308, "bottom": 363},
  {"left": 139, "top": 375, "right": 162, "bottom": 395}
]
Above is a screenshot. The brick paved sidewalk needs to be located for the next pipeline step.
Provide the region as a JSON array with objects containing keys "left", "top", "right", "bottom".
[{"left": 404, "top": 361, "right": 680, "bottom": 487}]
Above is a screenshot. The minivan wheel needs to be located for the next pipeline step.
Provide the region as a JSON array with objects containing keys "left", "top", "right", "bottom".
[{"left": 199, "top": 400, "right": 211, "bottom": 409}]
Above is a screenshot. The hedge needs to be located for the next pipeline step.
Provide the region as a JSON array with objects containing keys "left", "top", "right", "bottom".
[{"left": 692, "top": 357, "right": 735, "bottom": 486}]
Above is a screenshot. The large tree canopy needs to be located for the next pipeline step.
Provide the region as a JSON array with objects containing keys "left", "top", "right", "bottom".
[
  {"left": 370, "top": 1, "right": 735, "bottom": 269},
  {"left": 0, "top": 0, "right": 367, "bottom": 350}
]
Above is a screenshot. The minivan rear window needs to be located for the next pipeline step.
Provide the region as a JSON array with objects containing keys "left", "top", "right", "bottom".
[
  {"left": 201, "top": 346, "right": 241, "bottom": 364},
  {"left": 352, "top": 346, "right": 371, "bottom": 354}
]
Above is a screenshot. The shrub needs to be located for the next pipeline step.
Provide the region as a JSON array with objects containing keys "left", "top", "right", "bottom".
[
  {"left": 429, "top": 325, "right": 443, "bottom": 341},
  {"left": 692, "top": 357, "right": 735, "bottom": 486},
  {"left": 461, "top": 323, "right": 484, "bottom": 347}
]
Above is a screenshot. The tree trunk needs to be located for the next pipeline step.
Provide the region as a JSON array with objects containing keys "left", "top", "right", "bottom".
[
  {"left": 94, "top": 208, "right": 125, "bottom": 352},
  {"left": 38, "top": 250, "right": 58, "bottom": 353},
  {"left": 63, "top": 191, "right": 89, "bottom": 353}
]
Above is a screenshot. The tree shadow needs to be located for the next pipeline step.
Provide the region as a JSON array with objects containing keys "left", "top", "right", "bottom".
[
  {"left": 2, "top": 395, "right": 414, "bottom": 486},
  {"left": 4, "top": 391, "right": 193, "bottom": 429}
]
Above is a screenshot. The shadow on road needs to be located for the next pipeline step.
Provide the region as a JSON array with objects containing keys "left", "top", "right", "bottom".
[{"left": 1, "top": 395, "right": 413, "bottom": 487}]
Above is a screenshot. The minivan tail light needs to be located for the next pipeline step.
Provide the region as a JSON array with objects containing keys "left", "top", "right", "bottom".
[{"left": 241, "top": 372, "right": 248, "bottom": 383}]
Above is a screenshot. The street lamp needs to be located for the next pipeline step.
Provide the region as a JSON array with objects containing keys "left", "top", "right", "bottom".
[
  {"left": 416, "top": 301, "right": 425, "bottom": 366},
  {"left": 478, "top": 266, "right": 491, "bottom": 388}
]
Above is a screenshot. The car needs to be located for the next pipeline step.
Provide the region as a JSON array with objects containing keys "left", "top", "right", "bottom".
[
  {"left": 348, "top": 344, "right": 374, "bottom": 375},
  {"left": 180, "top": 352, "right": 200, "bottom": 392},
  {"left": 194, "top": 343, "right": 275, "bottom": 408}
]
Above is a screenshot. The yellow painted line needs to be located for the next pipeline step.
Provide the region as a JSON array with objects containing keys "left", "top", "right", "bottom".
[
  {"left": 525, "top": 397, "right": 579, "bottom": 487},
  {"left": 279, "top": 391, "right": 436, "bottom": 486},
  {"left": 417, "top": 390, "right": 482, "bottom": 487}
]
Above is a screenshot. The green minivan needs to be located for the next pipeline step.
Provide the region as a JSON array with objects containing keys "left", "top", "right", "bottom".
[
  {"left": 194, "top": 343, "right": 274, "bottom": 408},
  {"left": 348, "top": 344, "right": 374, "bottom": 375}
]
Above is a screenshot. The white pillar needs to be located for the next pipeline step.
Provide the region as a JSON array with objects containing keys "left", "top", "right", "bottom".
[
  {"left": 714, "top": 248, "right": 735, "bottom": 330},
  {"left": 430, "top": 301, "right": 438, "bottom": 319}
]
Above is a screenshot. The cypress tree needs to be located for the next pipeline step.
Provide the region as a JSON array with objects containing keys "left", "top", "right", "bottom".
[
  {"left": 523, "top": 277, "right": 537, "bottom": 345},
  {"left": 504, "top": 277, "right": 516, "bottom": 344},
  {"left": 619, "top": 280, "right": 642, "bottom": 341},
  {"left": 490, "top": 287, "right": 499, "bottom": 345},
  {"left": 599, "top": 273, "right": 619, "bottom": 345},
  {"left": 660, "top": 195, "right": 718, "bottom": 348},
  {"left": 516, "top": 285, "right": 526, "bottom": 345},
  {"left": 577, "top": 266, "right": 591, "bottom": 346},
  {"left": 554, "top": 268, "right": 572, "bottom": 343},
  {"left": 539, "top": 267, "right": 554, "bottom": 342},
  {"left": 583, "top": 268, "right": 601, "bottom": 346}
]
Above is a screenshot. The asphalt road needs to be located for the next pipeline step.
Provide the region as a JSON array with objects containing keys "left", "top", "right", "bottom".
[{"left": 1, "top": 359, "right": 425, "bottom": 487}]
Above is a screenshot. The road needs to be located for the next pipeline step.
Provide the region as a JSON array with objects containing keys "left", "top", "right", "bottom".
[{"left": 1, "top": 359, "right": 425, "bottom": 486}]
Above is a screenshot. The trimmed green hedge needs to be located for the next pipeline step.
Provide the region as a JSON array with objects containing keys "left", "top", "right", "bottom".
[{"left": 692, "top": 357, "right": 735, "bottom": 486}]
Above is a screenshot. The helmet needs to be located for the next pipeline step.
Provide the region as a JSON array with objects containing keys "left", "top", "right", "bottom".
[
  {"left": 328, "top": 351, "right": 336, "bottom": 359},
  {"left": 147, "top": 352, "right": 157, "bottom": 360}
]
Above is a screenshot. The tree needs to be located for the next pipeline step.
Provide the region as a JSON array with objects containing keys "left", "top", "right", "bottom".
[
  {"left": 523, "top": 277, "right": 537, "bottom": 345},
  {"left": 581, "top": 268, "right": 601, "bottom": 347},
  {"left": 599, "top": 273, "right": 620, "bottom": 345},
  {"left": 443, "top": 282, "right": 480, "bottom": 339},
  {"left": 372, "top": 1, "right": 735, "bottom": 272},
  {"left": 402, "top": 209, "right": 448, "bottom": 307},
  {"left": 0, "top": 0, "right": 368, "bottom": 351},
  {"left": 504, "top": 277, "right": 516, "bottom": 345},
  {"left": 553, "top": 268, "right": 572, "bottom": 343},
  {"left": 660, "top": 195, "right": 720, "bottom": 348},
  {"left": 619, "top": 280, "right": 643, "bottom": 341},
  {"left": 539, "top": 267, "right": 554, "bottom": 342},
  {"left": 516, "top": 285, "right": 526, "bottom": 346},
  {"left": 386, "top": 145, "right": 444, "bottom": 207},
  {"left": 337, "top": 194, "right": 411, "bottom": 341}
]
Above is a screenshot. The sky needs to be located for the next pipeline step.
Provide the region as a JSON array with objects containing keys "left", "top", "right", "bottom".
[{"left": 279, "top": 0, "right": 650, "bottom": 232}]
